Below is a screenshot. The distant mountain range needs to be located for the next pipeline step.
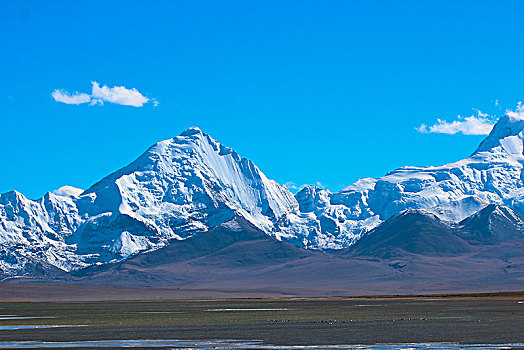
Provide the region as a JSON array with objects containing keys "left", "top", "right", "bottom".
[{"left": 1, "top": 115, "right": 523, "bottom": 293}]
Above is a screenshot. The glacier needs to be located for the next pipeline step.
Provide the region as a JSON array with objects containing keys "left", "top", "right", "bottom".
[
  {"left": 2, "top": 114, "right": 524, "bottom": 276},
  {"left": 276, "top": 113, "right": 524, "bottom": 248}
]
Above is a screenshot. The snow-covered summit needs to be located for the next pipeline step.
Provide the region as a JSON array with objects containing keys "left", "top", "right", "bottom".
[
  {"left": 473, "top": 114, "right": 524, "bottom": 158},
  {"left": 0, "top": 127, "right": 300, "bottom": 275},
  {"left": 72, "top": 126, "right": 299, "bottom": 257}
]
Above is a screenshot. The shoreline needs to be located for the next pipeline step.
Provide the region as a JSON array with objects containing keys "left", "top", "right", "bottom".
[{"left": 0, "top": 283, "right": 521, "bottom": 303}]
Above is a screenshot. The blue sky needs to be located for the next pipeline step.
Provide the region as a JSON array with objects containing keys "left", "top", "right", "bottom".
[{"left": 1, "top": 0, "right": 523, "bottom": 199}]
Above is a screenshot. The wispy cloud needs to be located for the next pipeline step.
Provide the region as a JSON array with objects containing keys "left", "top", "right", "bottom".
[
  {"left": 506, "top": 101, "right": 524, "bottom": 120},
  {"left": 284, "top": 181, "right": 329, "bottom": 193},
  {"left": 417, "top": 103, "right": 524, "bottom": 135},
  {"left": 284, "top": 181, "right": 304, "bottom": 192},
  {"left": 51, "top": 90, "right": 91, "bottom": 105},
  {"left": 52, "top": 82, "right": 151, "bottom": 107},
  {"left": 416, "top": 111, "right": 496, "bottom": 135}
]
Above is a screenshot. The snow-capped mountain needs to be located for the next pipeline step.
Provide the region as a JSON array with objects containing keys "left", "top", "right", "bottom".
[
  {"left": 70, "top": 127, "right": 297, "bottom": 260},
  {"left": 0, "top": 127, "right": 301, "bottom": 276},
  {"left": 0, "top": 190, "right": 89, "bottom": 274},
  {"left": 2, "top": 113, "right": 524, "bottom": 277},
  {"left": 277, "top": 113, "right": 524, "bottom": 249}
]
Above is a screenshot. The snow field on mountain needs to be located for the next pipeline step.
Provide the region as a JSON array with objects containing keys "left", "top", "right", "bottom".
[{"left": 2, "top": 115, "right": 524, "bottom": 275}]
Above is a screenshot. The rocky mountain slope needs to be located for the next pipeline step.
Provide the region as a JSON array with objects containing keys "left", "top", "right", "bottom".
[
  {"left": 344, "top": 204, "right": 524, "bottom": 258},
  {"left": 58, "top": 211, "right": 524, "bottom": 294}
]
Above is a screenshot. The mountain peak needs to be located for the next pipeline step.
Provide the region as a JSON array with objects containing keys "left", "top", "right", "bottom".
[
  {"left": 345, "top": 207, "right": 470, "bottom": 258},
  {"left": 473, "top": 114, "right": 524, "bottom": 156},
  {"left": 179, "top": 126, "right": 205, "bottom": 137},
  {"left": 458, "top": 203, "right": 524, "bottom": 243},
  {"left": 460, "top": 203, "right": 522, "bottom": 224}
]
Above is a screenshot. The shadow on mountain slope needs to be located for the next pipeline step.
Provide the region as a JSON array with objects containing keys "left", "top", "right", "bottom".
[{"left": 51, "top": 208, "right": 524, "bottom": 296}]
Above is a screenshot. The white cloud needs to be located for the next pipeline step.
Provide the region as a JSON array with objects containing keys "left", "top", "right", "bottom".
[
  {"left": 284, "top": 181, "right": 304, "bottom": 192},
  {"left": 313, "top": 181, "right": 328, "bottom": 189},
  {"left": 52, "top": 89, "right": 91, "bottom": 105},
  {"left": 52, "top": 185, "right": 84, "bottom": 197},
  {"left": 52, "top": 82, "right": 151, "bottom": 107},
  {"left": 91, "top": 82, "right": 149, "bottom": 107},
  {"left": 416, "top": 112, "right": 496, "bottom": 135},
  {"left": 506, "top": 101, "right": 524, "bottom": 120},
  {"left": 417, "top": 103, "right": 524, "bottom": 135}
]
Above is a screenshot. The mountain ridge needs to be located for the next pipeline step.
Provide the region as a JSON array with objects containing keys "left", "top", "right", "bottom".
[{"left": 2, "top": 114, "right": 524, "bottom": 278}]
